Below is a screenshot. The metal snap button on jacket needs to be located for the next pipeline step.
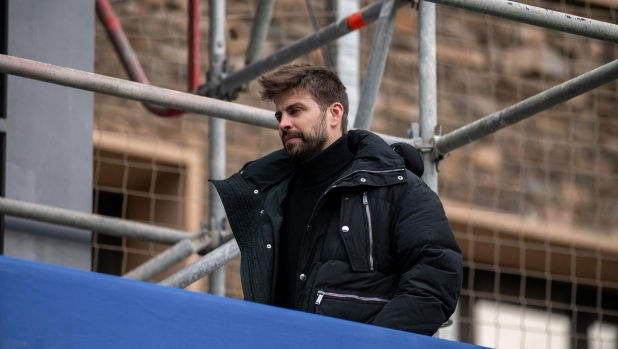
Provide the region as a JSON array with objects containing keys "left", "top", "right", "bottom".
[
  {"left": 341, "top": 226, "right": 349, "bottom": 232},
  {"left": 299, "top": 274, "right": 307, "bottom": 281}
]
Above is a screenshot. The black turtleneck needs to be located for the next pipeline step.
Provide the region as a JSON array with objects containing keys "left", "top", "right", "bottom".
[{"left": 273, "top": 135, "right": 355, "bottom": 309}]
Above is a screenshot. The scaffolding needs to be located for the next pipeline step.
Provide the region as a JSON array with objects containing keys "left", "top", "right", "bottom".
[{"left": 1, "top": 0, "right": 618, "bottom": 345}]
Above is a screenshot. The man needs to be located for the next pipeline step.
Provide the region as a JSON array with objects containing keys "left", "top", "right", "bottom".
[{"left": 211, "top": 64, "right": 462, "bottom": 335}]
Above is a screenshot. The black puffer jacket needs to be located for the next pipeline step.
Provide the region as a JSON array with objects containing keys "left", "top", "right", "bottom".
[{"left": 212, "top": 130, "right": 462, "bottom": 335}]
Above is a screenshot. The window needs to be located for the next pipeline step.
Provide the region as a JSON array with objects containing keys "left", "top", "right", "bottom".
[
  {"left": 589, "top": 322, "right": 618, "bottom": 349},
  {"left": 475, "top": 299, "right": 570, "bottom": 349}
]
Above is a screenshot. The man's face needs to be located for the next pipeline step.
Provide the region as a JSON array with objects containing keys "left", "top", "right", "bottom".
[{"left": 275, "top": 89, "right": 329, "bottom": 164}]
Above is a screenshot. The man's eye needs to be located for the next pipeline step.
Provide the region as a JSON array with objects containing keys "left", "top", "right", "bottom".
[{"left": 291, "top": 108, "right": 300, "bottom": 114}]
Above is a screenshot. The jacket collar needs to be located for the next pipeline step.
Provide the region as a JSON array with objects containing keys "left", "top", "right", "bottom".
[{"left": 238, "top": 129, "right": 407, "bottom": 194}]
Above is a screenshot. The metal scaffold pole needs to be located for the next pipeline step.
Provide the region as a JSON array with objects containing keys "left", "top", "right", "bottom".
[
  {"left": 0, "top": 197, "right": 191, "bottom": 245},
  {"left": 0, "top": 55, "right": 413, "bottom": 145},
  {"left": 240, "top": 0, "right": 276, "bottom": 94},
  {"left": 96, "top": 0, "right": 200, "bottom": 116},
  {"left": 337, "top": 0, "right": 361, "bottom": 127},
  {"left": 208, "top": 0, "right": 228, "bottom": 297},
  {"left": 7, "top": 51, "right": 618, "bottom": 158},
  {"left": 217, "top": 0, "right": 410, "bottom": 99},
  {"left": 426, "top": 0, "right": 618, "bottom": 44},
  {"left": 0, "top": 55, "right": 279, "bottom": 128},
  {"left": 354, "top": 0, "right": 399, "bottom": 130},
  {"left": 418, "top": 0, "right": 438, "bottom": 193},
  {"left": 305, "top": 0, "right": 335, "bottom": 70},
  {"left": 245, "top": 0, "right": 276, "bottom": 66},
  {"left": 160, "top": 239, "right": 240, "bottom": 289},
  {"left": 122, "top": 231, "right": 212, "bottom": 281},
  {"left": 433, "top": 56, "right": 618, "bottom": 157}
]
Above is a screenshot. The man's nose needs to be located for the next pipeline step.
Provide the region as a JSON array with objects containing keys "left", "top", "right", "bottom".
[{"left": 278, "top": 114, "right": 293, "bottom": 130}]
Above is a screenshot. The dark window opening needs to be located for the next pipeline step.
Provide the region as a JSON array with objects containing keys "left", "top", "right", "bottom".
[{"left": 92, "top": 190, "right": 124, "bottom": 275}]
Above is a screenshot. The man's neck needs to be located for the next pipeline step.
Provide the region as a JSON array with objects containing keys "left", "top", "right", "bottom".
[{"left": 294, "top": 135, "right": 354, "bottom": 187}]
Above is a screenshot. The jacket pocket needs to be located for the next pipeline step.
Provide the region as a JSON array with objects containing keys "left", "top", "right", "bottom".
[
  {"left": 314, "top": 289, "right": 389, "bottom": 324},
  {"left": 339, "top": 192, "right": 371, "bottom": 271}
]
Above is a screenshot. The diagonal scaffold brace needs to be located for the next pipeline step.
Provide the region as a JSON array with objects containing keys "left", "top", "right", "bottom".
[
  {"left": 354, "top": 0, "right": 400, "bottom": 131},
  {"left": 211, "top": 0, "right": 413, "bottom": 100}
]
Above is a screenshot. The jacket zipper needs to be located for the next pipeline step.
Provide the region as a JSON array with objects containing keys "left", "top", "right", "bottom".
[
  {"left": 304, "top": 168, "right": 405, "bottom": 236},
  {"left": 315, "top": 290, "right": 389, "bottom": 305},
  {"left": 362, "top": 191, "right": 374, "bottom": 271}
]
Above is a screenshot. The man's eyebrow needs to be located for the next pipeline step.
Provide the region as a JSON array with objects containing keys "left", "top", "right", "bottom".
[
  {"left": 286, "top": 102, "right": 306, "bottom": 111},
  {"left": 274, "top": 102, "right": 306, "bottom": 119}
]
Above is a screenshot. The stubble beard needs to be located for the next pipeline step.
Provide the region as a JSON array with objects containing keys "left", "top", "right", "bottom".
[{"left": 282, "top": 112, "right": 328, "bottom": 165}]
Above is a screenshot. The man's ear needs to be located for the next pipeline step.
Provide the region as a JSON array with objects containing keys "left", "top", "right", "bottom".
[{"left": 329, "top": 102, "right": 344, "bottom": 129}]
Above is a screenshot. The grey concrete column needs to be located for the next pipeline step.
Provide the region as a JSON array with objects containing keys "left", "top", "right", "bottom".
[{"left": 3, "top": 0, "right": 94, "bottom": 270}]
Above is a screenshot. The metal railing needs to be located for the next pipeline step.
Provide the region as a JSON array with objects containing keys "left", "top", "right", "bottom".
[
  {"left": 0, "top": 196, "right": 236, "bottom": 282},
  {"left": 0, "top": 197, "right": 191, "bottom": 245},
  {"left": 2, "top": 0, "right": 618, "bottom": 319}
]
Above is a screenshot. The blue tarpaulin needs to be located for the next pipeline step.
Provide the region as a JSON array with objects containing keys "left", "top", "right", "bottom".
[{"left": 0, "top": 255, "right": 486, "bottom": 348}]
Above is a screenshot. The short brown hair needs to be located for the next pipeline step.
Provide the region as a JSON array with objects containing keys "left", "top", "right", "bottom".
[{"left": 258, "top": 64, "right": 349, "bottom": 133}]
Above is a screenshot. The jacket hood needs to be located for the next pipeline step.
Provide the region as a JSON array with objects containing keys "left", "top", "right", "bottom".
[
  {"left": 390, "top": 142, "right": 424, "bottom": 177},
  {"left": 346, "top": 129, "right": 406, "bottom": 173}
]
